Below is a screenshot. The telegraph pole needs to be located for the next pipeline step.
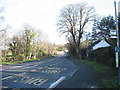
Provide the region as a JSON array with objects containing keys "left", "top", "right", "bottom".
[{"left": 114, "top": 0, "right": 120, "bottom": 85}]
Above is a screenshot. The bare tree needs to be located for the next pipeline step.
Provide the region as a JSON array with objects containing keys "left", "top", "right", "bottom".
[
  {"left": 32, "top": 29, "right": 47, "bottom": 59},
  {"left": 0, "top": 7, "right": 11, "bottom": 58},
  {"left": 57, "top": 2, "right": 96, "bottom": 55}
]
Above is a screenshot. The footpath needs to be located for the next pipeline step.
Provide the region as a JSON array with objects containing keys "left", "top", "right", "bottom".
[{"left": 55, "top": 58, "right": 102, "bottom": 88}]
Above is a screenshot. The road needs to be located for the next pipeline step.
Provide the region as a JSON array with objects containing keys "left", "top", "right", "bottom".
[
  {"left": 56, "top": 59, "right": 102, "bottom": 88},
  {"left": 1, "top": 56, "right": 78, "bottom": 88}
]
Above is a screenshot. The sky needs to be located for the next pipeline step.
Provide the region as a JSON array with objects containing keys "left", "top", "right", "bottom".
[{"left": 0, "top": 0, "right": 120, "bottom": 45}]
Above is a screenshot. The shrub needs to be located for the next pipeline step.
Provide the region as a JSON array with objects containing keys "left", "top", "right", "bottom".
[
  {"left": 1, "top": 57, "right": 6, "bottom": 62},
  {"left": 88, "top": 47, "right": 115, "bottom": 67},
  {"left": 80, "top": 48, "right": 87, "bottom": 59},
  {"left": 17, "top": 54, "right": 25, "bottom": 61}
]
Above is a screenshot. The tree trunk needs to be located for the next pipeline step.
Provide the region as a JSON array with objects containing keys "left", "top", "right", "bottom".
[{"left": 70, "top": 31, "right": 81, "bottom": 58}]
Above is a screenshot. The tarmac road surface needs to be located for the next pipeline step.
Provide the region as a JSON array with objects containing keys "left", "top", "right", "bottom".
[{"left": 1, "top": 56, "right": 78, "bottom": 89}]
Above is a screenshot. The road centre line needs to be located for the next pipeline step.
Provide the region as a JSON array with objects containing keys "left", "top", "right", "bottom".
[
  {"left": 47, "top": 67, "right": 61, "bottom": 70},
  {"left": 3, "top": 68, "right": 65, "bottom": 74},
  {"left": 1, "top": 57, "right": 58, "bottom": 71},
  {"left": 25, "top": 65, "right": 38, "bottom": 68},
  {"left": 2, "top": 86, "right": 9, "bottom": 88},
  {"left": 2, "top": 70, "right": 30, "bottom": 72},
  {"left": 2, "top": 72, "right": 26, "bottom": 78},
  {"left": 2, "top": 76, "right": 12, "bottom": 80}
]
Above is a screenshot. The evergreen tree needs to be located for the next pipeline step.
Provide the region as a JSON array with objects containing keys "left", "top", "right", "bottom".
[{"left": 92, "top": 15, "right": 116, "bottom": 40}]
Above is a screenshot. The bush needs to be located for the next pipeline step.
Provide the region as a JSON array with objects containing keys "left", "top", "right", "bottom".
[
  {"left": 1, "top": 57, "right": 6, "bottom": 62},
  {"left": 5, "top": 57, "right": 13, "bottom": 62},
  {"left": 17, "top": 54, "right": 25, "bottom": 61},
  {"left": 80, "top": 48, "right": 87, "bottom": 59},
  {"left": 88, "top": 47, "right": 115, "bottom": 67}
]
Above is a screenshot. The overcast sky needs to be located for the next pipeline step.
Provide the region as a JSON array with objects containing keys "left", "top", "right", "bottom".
[{"left": 0, "top": 0, "right": 119, "bottom": 44}]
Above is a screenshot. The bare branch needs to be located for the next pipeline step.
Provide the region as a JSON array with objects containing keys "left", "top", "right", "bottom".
[{"left": 57, "top": 2, "right": 96, "bottom": 54}]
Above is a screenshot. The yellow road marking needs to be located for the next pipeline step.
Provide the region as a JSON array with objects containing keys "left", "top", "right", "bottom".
[
  {"left": 62, "top": 68, "right": 67, "bottom": 70},
  {"left": 33, "top": 79, "right": 48, "bottom": 86},
  {"left": 25, "top": 78, "right": 38, "bottom": 84},
  {"left": 56, "top": 71, "right": 61, "bottom": 73},
  {"left": 31, "top": 70, "right": 36, "bottom": 72},
  {"left": 38, "top": 67, "right": 44, "bottom": 69},
  {"left": 13, "top": 76, "right": 48, "bottom": 86},
  {"left": 47, "top": 68, "right": 61, "bottom": 70}
]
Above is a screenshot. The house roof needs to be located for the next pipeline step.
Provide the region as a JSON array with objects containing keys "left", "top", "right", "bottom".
[{"left": 93, "top": 40, "right": 110, "bottom": 50}]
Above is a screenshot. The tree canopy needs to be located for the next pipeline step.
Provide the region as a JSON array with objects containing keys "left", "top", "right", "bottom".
[
  {"left": 57, "top": 2, "right": 96, "bottom": 55},
  {"left": 92, "top": 15, "right": 116, "bottom": 41}
]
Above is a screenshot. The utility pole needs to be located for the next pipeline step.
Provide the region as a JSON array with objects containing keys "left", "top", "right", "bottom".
[{"left": 114, "top": 0, "right": 120, "bottom": 85}]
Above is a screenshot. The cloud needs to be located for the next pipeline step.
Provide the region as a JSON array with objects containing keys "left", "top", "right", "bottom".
[{"left": 0, "top": 0, "right": 115, "bottom": 44}]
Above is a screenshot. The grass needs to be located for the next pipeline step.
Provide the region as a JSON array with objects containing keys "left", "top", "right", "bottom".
[
  {"left": 102, "top": 76, "right": 119, "bottom": 88},
  {"left": 79, "top": 60, "right": 108, "bottom": 73},
  {"left": 1, "top": 56, "right": 53, "bottom": 65},
  {"left": 75, "top": 59, "right": 119, "bottom": 88}
]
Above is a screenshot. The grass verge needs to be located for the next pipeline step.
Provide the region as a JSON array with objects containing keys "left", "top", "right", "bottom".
[
  {"left": 79, "top": 60, "right": 108, "bottom": 73},
  {"left": 102, "top": 76, "right": 119, "bottom": 88},
  {"left": 1, "top": 56, "right": 53, "bottom": 65},
  {"left": 76, "top": 59, "right": 119, "bottom": 88}
]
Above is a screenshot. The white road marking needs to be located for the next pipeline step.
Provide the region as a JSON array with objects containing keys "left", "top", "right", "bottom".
[
  {"left": 2, "top": 76, "right": 12, "bottom": 80},
  {"left": 26, "top": 65, "right": 38, "bottom": 68},
  {"left": 48, "top": 76, "right": 66, "bottom": 88},
  {"left": 70, "top": 67, "right": 79, "bottom": 77},
  {"left": 2, "top": 86, "right": 9, "bottom": 88},
  {"left": 1, "top": 57, "right": 57, "bottom": 70}
]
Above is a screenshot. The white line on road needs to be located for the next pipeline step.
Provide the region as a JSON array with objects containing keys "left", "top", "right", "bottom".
[
  {"left": 2, "top": 76, "right": 12, "bottom": 80},
  {"left": 2, "top": 86, "right": 9, "bottom": 88},
  {"left": 1, "top": 57, "right": 57, "bottom": 70},
  {"left": 48, "top": 76, "right": 66, "bottom": 89},
  {"left": 26, "top": 65, "right": 38, "bottom": 68},
  {"left": 70, "top": 67, "right": 79, "bottom": 77}
]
